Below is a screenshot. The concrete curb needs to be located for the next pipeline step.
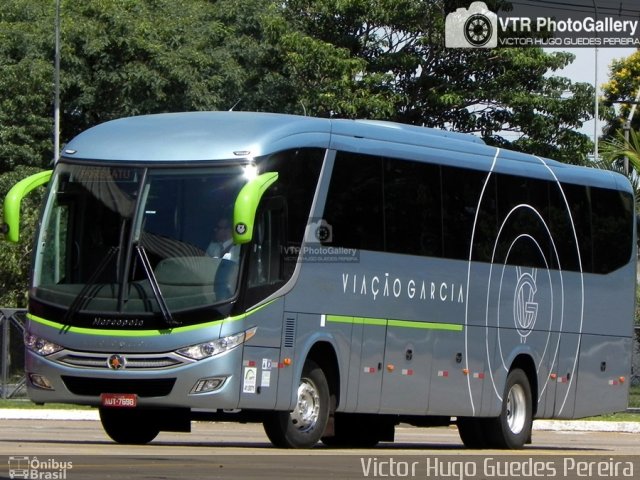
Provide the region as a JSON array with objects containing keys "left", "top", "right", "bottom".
[
  {"left": 533, "top": 419, "right": 640, "bottom": 434},
  {"left": 1, "top": 410, "right": 638, "bottom": 433}
]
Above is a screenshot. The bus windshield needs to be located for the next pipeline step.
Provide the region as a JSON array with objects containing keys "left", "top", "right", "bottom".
[{"left": 33, "top": 163, "right": 248, "bottom": 323}]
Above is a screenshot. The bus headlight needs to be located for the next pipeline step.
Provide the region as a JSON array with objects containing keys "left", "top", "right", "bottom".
[
  {"left": 24, "top": 334, "right": 64, "bottom": 356},
  {"left": 176, "top": 327, "right": 256, "bottom": 361}
]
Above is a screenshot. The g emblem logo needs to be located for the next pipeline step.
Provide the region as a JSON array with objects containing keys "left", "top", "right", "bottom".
[{"left": 513, "top": 268, "right": 538, "bottom": 342}]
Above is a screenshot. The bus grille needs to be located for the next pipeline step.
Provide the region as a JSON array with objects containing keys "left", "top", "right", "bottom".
[
  {"left": 54, "top": 352, "right": 187, "bottom": 370},
  {"left": 284, "top": 317, "right": 296, "bottom": 347},
  {"left": 61, "top": 376, "right": 176, "bottom": 397}
]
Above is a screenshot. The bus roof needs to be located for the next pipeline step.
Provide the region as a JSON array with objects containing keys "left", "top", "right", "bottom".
[
  {"left": 60, "top": 111, "right": 630, "bottom": 193},
  {"left": 62, "top": 111, "right": 484, "bottom": 163}
]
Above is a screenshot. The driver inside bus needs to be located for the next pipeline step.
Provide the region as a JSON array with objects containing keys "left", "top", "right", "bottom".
[{"left": 206, "top": 217, "right": 238, "bottom": 261}]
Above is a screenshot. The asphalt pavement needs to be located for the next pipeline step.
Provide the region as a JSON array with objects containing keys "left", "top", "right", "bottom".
[{"left": 1, "top": 408, "right": 638, "bottom": 433}]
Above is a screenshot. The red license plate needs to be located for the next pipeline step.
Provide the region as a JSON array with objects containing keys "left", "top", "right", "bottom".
[{"left": 100, "top": 393, "right": 138, "bottom": 408}]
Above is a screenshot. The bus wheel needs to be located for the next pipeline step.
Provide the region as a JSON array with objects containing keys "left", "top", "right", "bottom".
[
  {"left": 263, "top": 360, "right": 329, "bottom": 448},
  {"left": 489, "top": 368, "right": 532, "bottom": 449},
  {"left": 99, "top": 408, "right": 160, "bottom": 445},
  {"left": 457, "top": 417, "right": 491, "bottom": 449}
]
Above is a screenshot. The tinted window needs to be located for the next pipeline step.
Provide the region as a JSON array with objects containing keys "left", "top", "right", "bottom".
[
  {"left": 495, "top": 175, "right": 551, "bottom": 269},
  {"left": 384, "top": 159, "right": 442, "bottom": 256},
  {"left": 560, "top": 183, "right": 592, "bottom": 272},
  {"left": 591, "top": 188, "right": 633, "bottom": 274},
  {"left": 322, "top": 152, "right": 384, "bottom": 250},
  {"left": 322, "top": 150, "right": 633, "bottom": 274},
  {"left": 471, "top": 173, "right": 497, "bottom": 263},
  {"left": 548, "top": 183, "right": 596, "bottom": 272},
  {"left": 258, "top": 148, "right": 324, "bottom": 247},
  {"left": 441, "top": 166, "right": 487, "bottom": 260}
]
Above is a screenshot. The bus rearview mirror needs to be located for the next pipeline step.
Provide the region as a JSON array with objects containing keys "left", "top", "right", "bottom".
[
  {"left": 232, "top": 172, "right": 278, "bottom": 245},
  {"left": 2, "top": 170, "right": 52, "bottom": 243}
]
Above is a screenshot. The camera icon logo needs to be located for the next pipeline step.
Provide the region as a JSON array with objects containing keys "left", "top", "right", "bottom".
[
  {"left": 305, "top": 219, "right": 333, "bottom": 244},
  {"left": 445, "top": 2, "right": 498, "bottom": 48}
]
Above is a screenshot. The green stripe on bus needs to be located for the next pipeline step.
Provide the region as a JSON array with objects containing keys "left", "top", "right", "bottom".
[
  {"left": 26, "top": 301, "right": 273, "bottom": 337},
  {"left": 387, "top": 319, "right": 462, "bottom": 331},
  {"left": 325, "top": 315, "right": 353, "bottom": 324},
  {"left": 360, "top": 317, "right": 388, "bottom": 327},
  {"left": 327, "top": 315, "right": 462, "bottom": 331}
]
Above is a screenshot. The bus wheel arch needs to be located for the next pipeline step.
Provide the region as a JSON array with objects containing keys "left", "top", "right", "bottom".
[
  {"left": 305, "top": 341, "right": 341, "bottom": 412},
  {"left": 459, "top": 354, "right": 537, "bottom": 449},
  {"left": 509, "top": 354, "right": 538, "bottom": 418}
]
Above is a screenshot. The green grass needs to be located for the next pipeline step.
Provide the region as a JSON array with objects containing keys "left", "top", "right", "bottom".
[{"left": 582, "top": 412, "right": 640, "bottom": 422}]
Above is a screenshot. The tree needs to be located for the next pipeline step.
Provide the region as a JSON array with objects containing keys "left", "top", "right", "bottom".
[
  {"left": 599, "top": 128, "right": 640, "bottom": 173},
  {"left": 1, "top": 0, "right": 595, "bottom": 168},
  {"left": 601, "top": 49, "right": 640, "bottom": 139},
  {"left": 0, "top": 1, "right": 55, "bottom": 172},
  {"left": 58, "top": 0, "right": 251, "bottom": 140},
  {"left": 279, "top": 0, "right": 595, "bottom": 164}
]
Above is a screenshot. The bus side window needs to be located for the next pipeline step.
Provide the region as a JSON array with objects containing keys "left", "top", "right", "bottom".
[
  {"left": 245, "top": 197, "right": 287, "bottom": 302},
  {"left": 322, "top": 152, "right": 384, "bottom": 251},
  {"left": 40, "top": 203, "right": 70, "bottom": 285}
]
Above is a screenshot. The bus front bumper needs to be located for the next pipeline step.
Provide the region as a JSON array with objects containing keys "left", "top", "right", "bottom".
[{"left": 24, "top": 346, "right": 243, "bottom": 410}]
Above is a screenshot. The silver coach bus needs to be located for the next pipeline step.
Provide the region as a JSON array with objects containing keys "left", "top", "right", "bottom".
[{"left": 2, "top": 112, "right": 636, "bottom": 448}]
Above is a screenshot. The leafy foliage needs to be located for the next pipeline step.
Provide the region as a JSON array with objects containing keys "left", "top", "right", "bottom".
[
  {"left": 0, "top": 1, "right": 55, "bottom": 172},
  {"left": 599, "top": 128, "right": 640, "bottom": 174},
  {"left": 58, "top": 0, "right": 248, "bottom": 140},
  {"left": 279, "top": 0, "right": 594, "bottom": 164},
  {"left": 601, "top": 49, "right": 640, "bottom": 139}
]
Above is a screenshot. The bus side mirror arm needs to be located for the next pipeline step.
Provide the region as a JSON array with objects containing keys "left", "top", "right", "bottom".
[
  {"left": 233, "top": 172, "right": 278, "bottom": 245},
  {"left": 2, "top": 170, "right": 53, "bottom": 243}
]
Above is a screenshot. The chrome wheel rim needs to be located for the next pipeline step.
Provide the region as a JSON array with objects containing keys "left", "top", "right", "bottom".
[
  {"left": 290, "top": 379, "right": 320, "bottom": 432},
  {"left": 506, "top": 383, "right": 527, "bottom": 434}
]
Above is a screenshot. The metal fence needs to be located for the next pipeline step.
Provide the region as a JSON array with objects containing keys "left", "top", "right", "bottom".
[
  {"left": 0, "top": 308, "right": 27, "bottom": 399},
  {"left": 1, "top": 308, "right": 640, "bottom": 404},
  {"left": 633, "top": 326, "right": 640, "bottom": 389}
]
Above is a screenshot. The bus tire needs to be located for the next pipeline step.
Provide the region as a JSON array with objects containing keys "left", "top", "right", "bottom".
[
  {"left": 263, "top": 360, "right": 329, "bottom": 448},
  {"left": 99, "top": 408, "right": 160, "bottom": 445},
  {"left": 489, "top": 368, "right": 532, "bottom": 449},
  {"left": 457, "top": 417, "right": 491, "bottom": 449}
]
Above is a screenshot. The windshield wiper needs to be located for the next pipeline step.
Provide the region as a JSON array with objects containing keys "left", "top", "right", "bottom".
[
  {"left": 63, "top": 246, "right": 119, "bottom": 325},
  {"left": 135, "top": 244, "right": 180, "bottom": 327}
]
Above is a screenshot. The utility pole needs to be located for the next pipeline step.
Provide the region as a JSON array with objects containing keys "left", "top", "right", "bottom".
[
  {"left": 623, "top": 86, "right": 640, "bottom": 176},
  {"left": 54, "top": 0, "right": 61, "bottom": 163},
  {"left": 593, "top": 0, "right": 599, "bottom": 162}
]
